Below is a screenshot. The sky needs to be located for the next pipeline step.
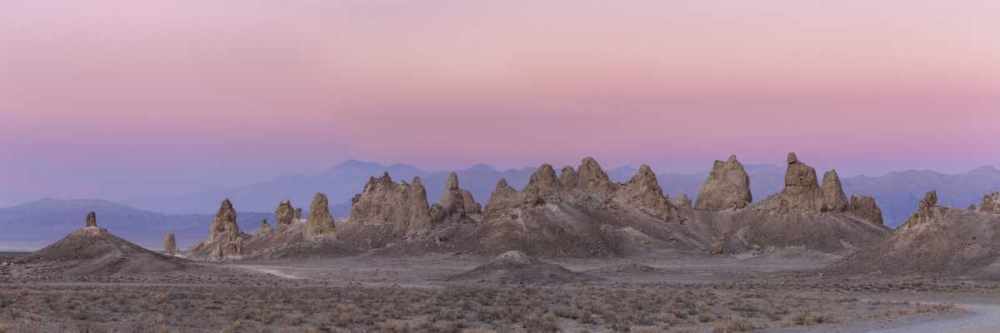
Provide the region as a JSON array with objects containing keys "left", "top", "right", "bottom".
[{"left": 1, "top": 0, "right": 999, "bottom": 207}]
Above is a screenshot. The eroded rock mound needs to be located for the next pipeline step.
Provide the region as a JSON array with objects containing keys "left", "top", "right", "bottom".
[
  {"left": 615, "top": 165, "right": 679, "bottom": 221},
  {"left": 576, "top": 157, "right": 616, "bottom": 197},
  {"left": 849, "top": 194, "right": 884, "bottom": 225},
  {"left": 445, "top": 251, "right": 599, "bottom": 284},
  {"left": 695, "top": 155, "right": 752, "bottom": 210},
  {"left": 187, "top": 199, "right": 248, "bottom": 261},
  {"left": 828, "top": 190, "right": 1000, "bottom": 277},
  {"left": 19, "top": 214, "right": 188, "bottom": 275},
  {"left": 163, "top": 233, "right": 177, "bottom": 256},
  {"left": 303, "top": 193, "right": 336, "bottom": 240},
  {"left": 758, "top": 153, "right": 841, "bottom": 213},
  {"left": 274, "top": 200, "right": 296, "bottom": 230},
  {"left": 980, "top": 192, "right": 1000, "bottom": 214}
]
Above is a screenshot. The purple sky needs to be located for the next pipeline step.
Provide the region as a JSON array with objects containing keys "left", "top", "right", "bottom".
[{"left": 1, "top": 1, "right": 999, "bottom": 206}]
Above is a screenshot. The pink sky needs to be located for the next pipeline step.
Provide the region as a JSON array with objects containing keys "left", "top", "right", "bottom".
[{"left": 1, "top": 1, "right": 998, "bottom": 205}]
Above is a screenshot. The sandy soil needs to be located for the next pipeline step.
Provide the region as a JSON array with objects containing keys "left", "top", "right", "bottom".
[{"left": 1, "top": 252, "right": 997, "bottom": 332}]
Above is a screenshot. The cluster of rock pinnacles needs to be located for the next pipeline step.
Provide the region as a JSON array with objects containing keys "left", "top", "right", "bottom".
[{"left": 163, "top": 152, "right": 910, "bottom": 260}]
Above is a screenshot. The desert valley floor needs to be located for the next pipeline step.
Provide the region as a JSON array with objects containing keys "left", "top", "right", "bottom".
[{"left": 2, "top": 251, "right": 1000, "bottom": 332}]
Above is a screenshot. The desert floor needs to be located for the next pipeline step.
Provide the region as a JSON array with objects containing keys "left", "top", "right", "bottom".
[{"left": 1, "top": 251, "right": 998, "bottom": 332}]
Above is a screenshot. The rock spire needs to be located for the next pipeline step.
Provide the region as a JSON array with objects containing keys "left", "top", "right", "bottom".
[
  {"left": 303, "top": 193, "right": 336, "bottom": 240},
  {"left": 695, "top": 154, "right": 752, "bottom": 210}
]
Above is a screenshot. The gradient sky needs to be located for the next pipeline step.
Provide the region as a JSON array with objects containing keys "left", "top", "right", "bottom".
[{"left": 1, "top": 1, "right": 999, "bottom": 206}]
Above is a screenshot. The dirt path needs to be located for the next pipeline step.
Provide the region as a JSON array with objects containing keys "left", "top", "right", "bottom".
[
  {"left": 235, "top": 265, "right": 301, "bottom": 279},
  {"left": 872, "top": 303, "right": 1000, "bottom": 333}
]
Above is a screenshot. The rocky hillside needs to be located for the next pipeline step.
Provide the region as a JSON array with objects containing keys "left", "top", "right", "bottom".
[
  {"left": 826, "top": 191, "right": 1000, "bottom": 278},
  {"left": 0, "top": 199, "right": 270, "bottom": 250}
]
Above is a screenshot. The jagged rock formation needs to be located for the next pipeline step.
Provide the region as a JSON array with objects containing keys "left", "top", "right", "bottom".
[
  {"left": 822, "top": 170, "right": 849, "bottom": 212},
  {"left": 695, "top": 155, "right": 752, "bottom": 210},
  {"left": 758, "top": 153, "right": 850, "bottom": 213},
  {"left": 274, "top": 200, "right": 296, "bottom": 230},
  {"left": 163, "top": 233, "right": 177, "bottom": 256},
  {"left": 303, "top": 193, "right": 336, "bottom": 240},
  {"left": 18, "top": 213, "right": 188, "bottom": 275},
  {"left": 672, "top": 193, "right": 692, "bottom": 209},
  {"left": 294, "top": 208, "right": 303, "bottom": 220},
  {"left": 338, "top": 173, "right": 434, "bottom": 247},
  {"left": 431, "top": 172, "right": 482, "bottom": 222},
  {"left": 258, "top": 219, "right": 273, "bottom": 236},
  {"left": 904, "top": 190, "right": 938, "bottom": 228},
  {"left": 615, "top": 165, "right": 679, "bottom": 221},
  {"left": 980, "top": 192, "right": 1000, "bottom": 214},
  {"left": 85, "top": 212, "right": 98, "bottom": 228},
  {"left": 848, "top": 194, "right": 884, "bottom": 225},
  {"left": 462, "top": 157, "right": 691, "bottom": 257},
  {"left": 187, "top": 199, "right": 248, "bottom": 261},
  {"left": 828, "top": 190, "right": 1000, "bottom": 277}
]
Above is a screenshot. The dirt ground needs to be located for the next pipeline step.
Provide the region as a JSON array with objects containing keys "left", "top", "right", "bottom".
[{"left": 1, "top": 252, "right": 997, "bottom": 332}]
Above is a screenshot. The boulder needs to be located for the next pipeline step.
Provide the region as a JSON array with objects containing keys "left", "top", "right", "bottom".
[
  {"left": 695, "top": 154, "right": 752, "bottom": 210},
  {"left": 303, "top": 193, "right": 336, "bottom": 240},
  {"left": 163, "top": 233, "right": 177, "bottom": 256},
  {"left": 980, "top": 192, "right": 1000, "bottom": 214},
  {"left": 615, "top": 165, "right": 679, "bottom": 221},
  {"left": 848, "top": 194, "right": 884, "bottom": 225},
  {"left": 347, "top": 173, "right": 433, "bottom": 236},
  {"left": 85, "top": 212, "right": 98, "bottom": 228},
  {"left": 274, "top": 200, "right": 296, "bottom": 230},
  {"left": 258, "top": 219, "right": 273, "bottom": 236},
  {"left": 822, "top": 170, "right": 849, "bottom": 212}
]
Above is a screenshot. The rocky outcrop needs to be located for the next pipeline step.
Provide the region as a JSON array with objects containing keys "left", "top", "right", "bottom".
[
  {"left": 903, "top": 190, "right": 938, "bottom": 228},
  {"left": 757, "top": 153, "right": 830, "bottom": 213},
  {"left": 163, "top": 233, "right": 177, "bottom": 256},
  {"left": 484, "top": 179, "right": 520, "bottom": 215},
  {"left": 822, "top": 170, "right": 849, "bottom": 212},
  {"left": 86, "top": 212, "right": 98, "bottom": 228},
  {"left": 848, "top": 194, "right": 884, "bottom": 225},
  {"left": 522, "top": 164, "right": 561, "bottom": 202},
  {"left": 189, "top": 199, "right": 245, "bottom": 260},
  {"left": 615, "top": 165, "right": 679, "bottom": 221},
  {"left": 303, "top": 193, "right": 336, "bottom": 240},
  {"left": 576, "top": 157, "right": 616, "bottom": 197},
  {"left": 695, "top": 155, "right": 752, "bottom": 210},
  {"left": 433, "top": 172, "right": 482, "bottom": 221},
  {"left": 294, "top": 208, "right": 303, "bottom": 220},
  {"left": 672, "top": 193, "right": 692, "bottom": 209},
  {"left": 347, "top": 173, "right": 433, "bottom": 236},
  {"left": 258, "top": 219, "right": 273, "bottom": 236},
  {"left": 274, "top": 200, "right": 296, "bottom": 230},
  {"left": 980, "top": 192, "right": 1000, "bottom": 214}
]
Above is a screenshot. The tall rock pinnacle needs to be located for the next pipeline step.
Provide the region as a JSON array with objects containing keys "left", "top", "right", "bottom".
[
  {"left": 163, "top": 233, "right": 177, "bottom": 256},
  {"left": 575, "top": 157, "right": 616, "bottom": 197},
  {"left": 303, "top": 193, "right": 336, "bottom": 240},
  {"left": 274, "top": 200, "right": 296, "bottom": 230},
  {"left": 85, "top": 212, "right": 98, "bottom": 228},
  {"left": 822, "top": 170, "right": 849, "bottom": 212},
  {"left": 434, "top": 172, "right": 482, "bottom": 221},
  {"left": 201, "top": 199, "right": 243, "bottom": 260},
  {"left": 695, "top": 154, "right": 752, "bottom": 210}
]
